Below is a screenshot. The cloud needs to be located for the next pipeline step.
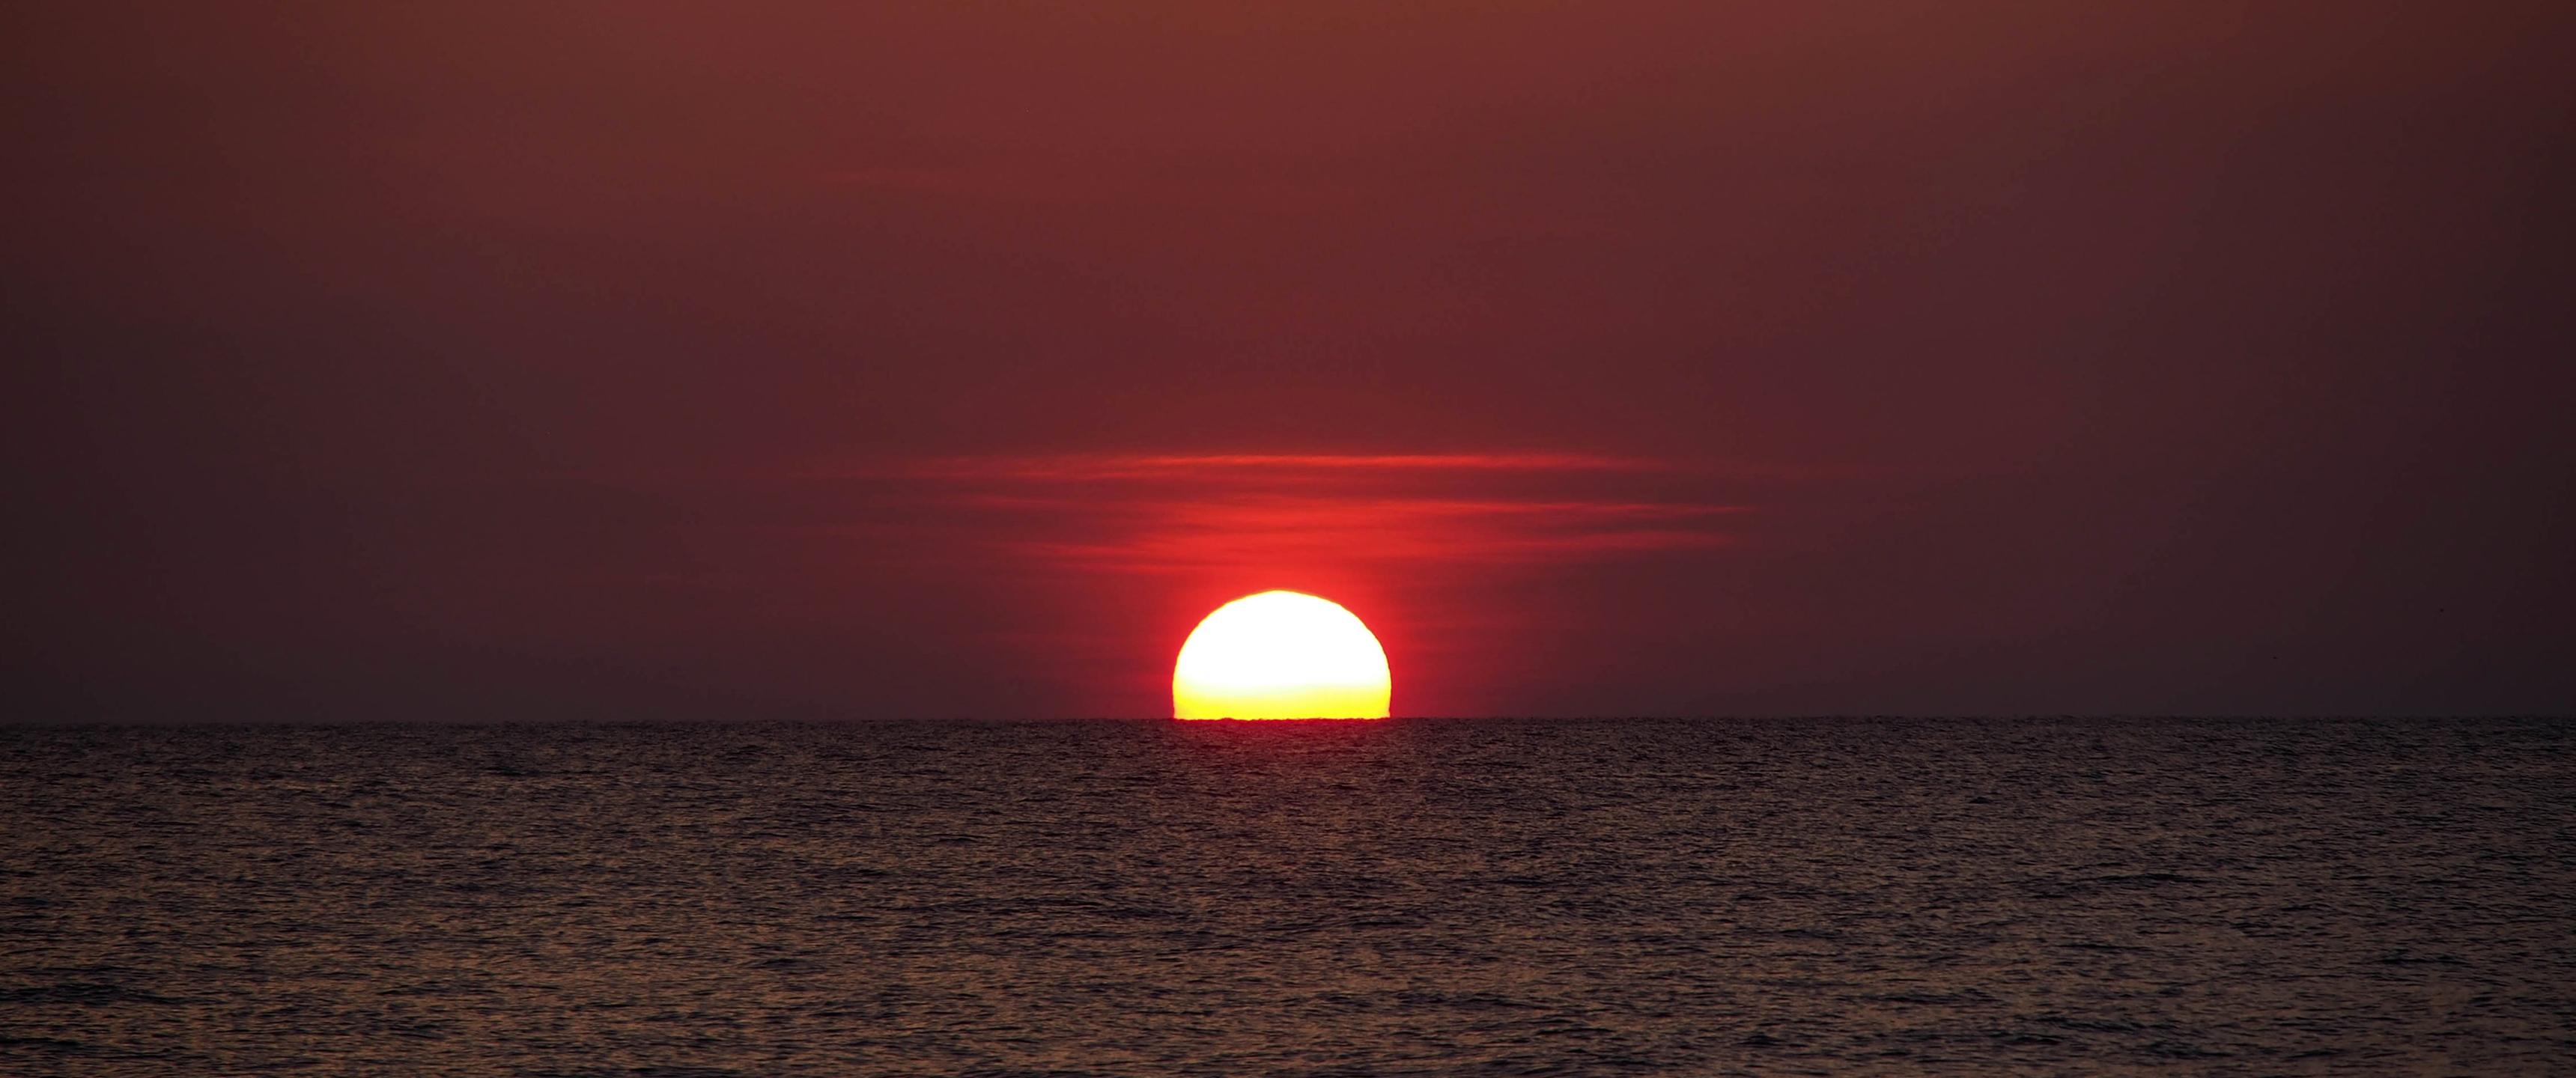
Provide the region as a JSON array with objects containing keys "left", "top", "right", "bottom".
[
  {"left": 887, "top": 453, "right": 1741, "bottom": 576},
  {"left": 887, "top": 451, "right": 1662, "bottom": 480}
]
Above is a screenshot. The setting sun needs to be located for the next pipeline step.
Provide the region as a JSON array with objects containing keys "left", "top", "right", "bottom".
[{"left": 1173, "top": 591, "right": 1391, "bottom": 719}]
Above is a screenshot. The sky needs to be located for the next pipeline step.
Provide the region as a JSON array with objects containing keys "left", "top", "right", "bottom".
[{"left": 3, "top": 1, "right": 2571, "bottom": 719}]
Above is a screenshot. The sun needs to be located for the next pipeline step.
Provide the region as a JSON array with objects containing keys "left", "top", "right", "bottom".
[{"left": 1173, "top": 591, "right": 1392, "bottom": 719}]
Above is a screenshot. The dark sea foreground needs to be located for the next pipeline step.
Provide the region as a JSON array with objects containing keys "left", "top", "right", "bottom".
[{"left": 2, "top": 719, "right": 2570, "bottom": 1077}]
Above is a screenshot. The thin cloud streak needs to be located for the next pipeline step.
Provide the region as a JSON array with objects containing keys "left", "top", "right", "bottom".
[
  {"left": 891, "top": 452, "right": 1664, "bottom": 481},
  {"left": 899, "top": 456, "right": 1744, "bottom": 574}
]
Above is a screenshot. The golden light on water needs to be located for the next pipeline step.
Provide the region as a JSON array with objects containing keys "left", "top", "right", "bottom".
[{"left": 1172, "top": 591, "right": 1391, "bottom": 719}]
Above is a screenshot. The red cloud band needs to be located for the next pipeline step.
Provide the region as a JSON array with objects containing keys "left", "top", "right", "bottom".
[{"left": 903, "top": 454, "right": 1740, "bottom": 576}]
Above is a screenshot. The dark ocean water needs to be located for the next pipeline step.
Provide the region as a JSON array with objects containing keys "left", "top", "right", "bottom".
[{"left": 2, "top": 718, "right": 2569, "bottom": 1077}]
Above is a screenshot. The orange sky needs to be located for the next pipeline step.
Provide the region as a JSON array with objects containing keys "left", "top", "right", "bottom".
[{"left": 3, "top": 1, "right": 2571, "bottom": 718}]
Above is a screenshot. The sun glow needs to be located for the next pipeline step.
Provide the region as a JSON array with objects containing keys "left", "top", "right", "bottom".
[{"left": 1173, "top": 591, "right": 1391, "bottom": 719}]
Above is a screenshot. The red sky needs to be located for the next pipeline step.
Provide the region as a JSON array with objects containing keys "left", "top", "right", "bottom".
[{"left": 4, "top": 1, "right": 2571, "bottom": 718}]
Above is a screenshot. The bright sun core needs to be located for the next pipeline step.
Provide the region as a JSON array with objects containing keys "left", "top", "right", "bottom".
[{"left": 1173, "top": 591, "right": 1391, "bottom": 719}]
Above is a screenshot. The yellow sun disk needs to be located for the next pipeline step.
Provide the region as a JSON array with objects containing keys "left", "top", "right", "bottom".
[{"left": 1173, "top": 591, "right": 1391, "bottom": 719}]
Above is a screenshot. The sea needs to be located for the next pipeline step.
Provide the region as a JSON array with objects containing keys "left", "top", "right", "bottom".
[{"left": 3, "top": 718, "right": 2569, "bottom": 1076}]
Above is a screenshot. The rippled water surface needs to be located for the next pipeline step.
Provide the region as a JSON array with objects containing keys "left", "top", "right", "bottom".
[{"left": 4, "top": 719, "right": 2571, "bottom": 1075}]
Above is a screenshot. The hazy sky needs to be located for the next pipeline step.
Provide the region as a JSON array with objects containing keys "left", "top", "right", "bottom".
[{"left": 4, "top": 1, "right": 2570, "bottom": 719}]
